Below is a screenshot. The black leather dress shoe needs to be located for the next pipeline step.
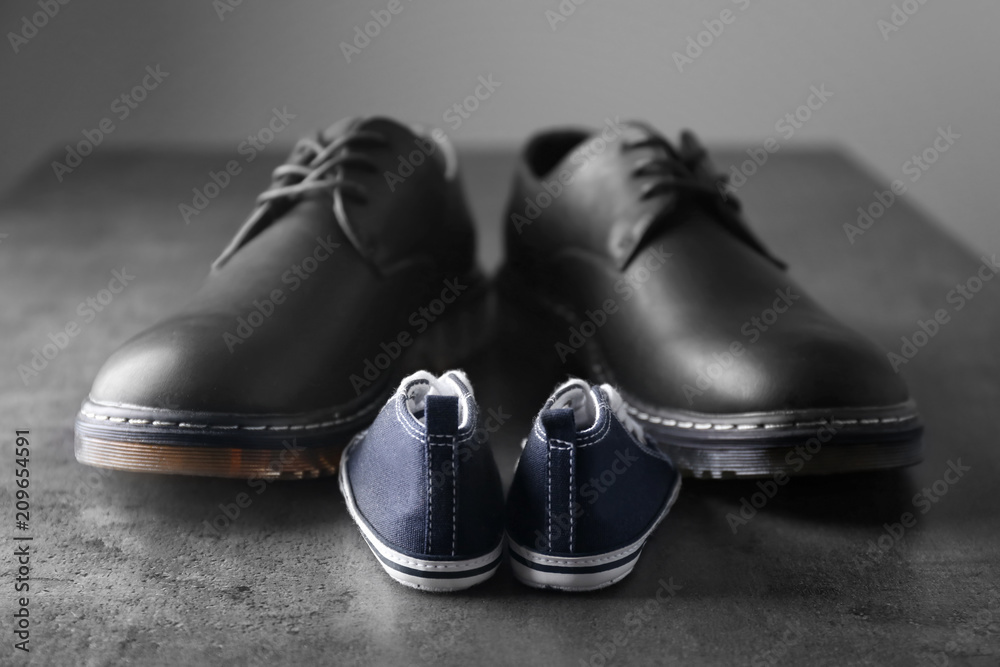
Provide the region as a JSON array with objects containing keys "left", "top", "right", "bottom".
[
  {"left": 75, "top": 117, "right": 487, "bottom": 479},
  {"left": 498, "top": 121, "right": 922, "bottom": 478}
]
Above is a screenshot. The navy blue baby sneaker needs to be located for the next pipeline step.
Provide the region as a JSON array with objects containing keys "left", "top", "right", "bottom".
[
  {"left": 506, "top": 379, "right": 681, "bottom": 591},
  {"left": 339, "top": 370, "right": 505, "bottom": 591}
]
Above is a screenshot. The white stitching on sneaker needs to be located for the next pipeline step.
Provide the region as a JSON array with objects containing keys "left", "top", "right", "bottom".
[
  {"left": 452, "top": 435, "right": 458, "bottom": 557},
  {"left": 549, "top": 437, "right": 575, "bottom": 553},
  {"left": 568, "top": 442, "right": 575, "bottom": 553},
  {"left": 426, "top": 433, "right": 432, "bottom": 554},
  {"left": 393, "top": 396, "right": 428, "bottom": 443},
  {"left": 393, "top": 390, "right": 477, "bottom": 446},
  {"left": 427, "top": 432, "right": 460, "bottom": 557},
  {"left": 546, "top": 444, "right": 552, "bottom": 552},
  {"left": 532, "top": 407, "right": 611, "bottom": 448}
]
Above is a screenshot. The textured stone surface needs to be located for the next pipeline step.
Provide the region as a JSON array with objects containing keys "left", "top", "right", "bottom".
[{"left": 0, "top": 146, "right": 997, "bottom": 666}]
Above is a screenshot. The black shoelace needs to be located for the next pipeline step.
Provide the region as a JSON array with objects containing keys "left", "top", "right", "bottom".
[
  {"left": 621, "top": 122, "right": 784, "bottom": 268},
  {"left": 212, "top": 128, "right": 387, "bottom": 269}
]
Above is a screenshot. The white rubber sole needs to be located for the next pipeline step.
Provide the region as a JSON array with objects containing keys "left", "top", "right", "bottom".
[
  {"left": 508, "top": 478, "right": 681, "bottom": 592},
  {"left": 338, "top": 432, "right": 503, "bottom": 592}
]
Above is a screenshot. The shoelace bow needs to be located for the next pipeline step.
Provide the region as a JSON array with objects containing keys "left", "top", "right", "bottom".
[
  {"left": 212, "top": 129, "right": 387, "bottom": 269},
  {"left": 621, "top": 122, "right": 784, "bottom": 268}
]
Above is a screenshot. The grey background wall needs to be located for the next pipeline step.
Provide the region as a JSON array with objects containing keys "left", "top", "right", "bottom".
[{"left": 2, "top": 0, "right": 997, "bottom": 253}]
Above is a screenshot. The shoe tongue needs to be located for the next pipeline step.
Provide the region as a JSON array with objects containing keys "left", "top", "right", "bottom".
[
  {"left": 401, "top": 370, "right": 471, "bottom": 426},
  {"left": 321, "top": 116, "right": 454, "bottom": 273},
  {"left": 328, "top": 115, "right": 453, "bottom": 186},
  {"left": 213, "top": 116, "right": 455, "bottom": 273},
  {"left": 320, "top": 116, "right": 431, "bottom": 158},
  {"left": 320, "top": 116, "right": 364, "bottom": 142},
  {"left": 553, "top": 121, "right": 669, "bottom": 182},
  {"left": 537, "top": 122, "right": 682, "bottom": 272},
  {"left": 322, "top": 115, "right": 420, "bottom": 140},
  {"left": 320, "top": 116, "right": 424, "bottom": 154},
  {"left": 545, "top": 379, "right": 646, "bottom": 443},
  {"left": 549, "top": 378, "right": 598, "bottom": 429},
  {"left": 544, "top": 122, "right": 785, "bottom": 274}
]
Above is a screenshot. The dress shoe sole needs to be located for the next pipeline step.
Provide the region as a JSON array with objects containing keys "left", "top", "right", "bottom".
[
  {"left": 338, "top": 431, "right": 503, "bottom": 592},
  {"left": 74, "top": 276, "right": 493, "bottom": 479},
  {"left": 74, "top": 402, "right": 378, "bottom": 479},
  {"left": 625, "top": 400, "right": 922, "bottom": 479},
  {"left": 496, "top": 267, "right": 923, "bottom": 478}
]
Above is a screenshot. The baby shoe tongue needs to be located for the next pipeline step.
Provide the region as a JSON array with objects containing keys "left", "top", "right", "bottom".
[
  {"left": 400, "top": 370, "right": 472, "bottom": 425},
  {"left": 550, "top": 378, "right": 598, "bottom": 429},
  {"left": 401, "top": 370, "right": 450, "bottom": 422}
]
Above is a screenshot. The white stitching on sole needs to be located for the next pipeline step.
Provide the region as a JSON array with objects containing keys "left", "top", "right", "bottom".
[
  {"left": 625, "top": 406, "right": 919, "bottom": 432},
  {"left": 80, "top": 399, "right": 379, "bottom": 432}
]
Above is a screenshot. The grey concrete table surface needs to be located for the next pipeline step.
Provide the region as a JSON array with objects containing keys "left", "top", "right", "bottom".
[{"left": 0, "top": 146, "right": 997, "bottom": 667}]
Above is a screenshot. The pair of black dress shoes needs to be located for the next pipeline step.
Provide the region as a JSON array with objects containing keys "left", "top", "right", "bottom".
[{"left": 74, "top": 116, "right": 922, "bottom": 483}]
